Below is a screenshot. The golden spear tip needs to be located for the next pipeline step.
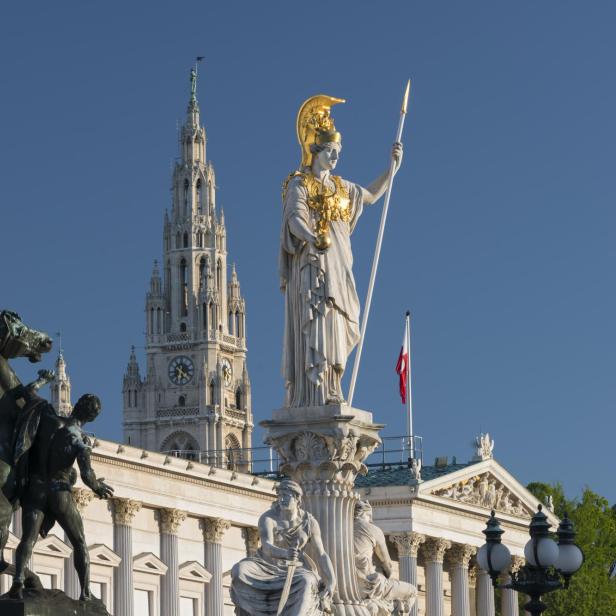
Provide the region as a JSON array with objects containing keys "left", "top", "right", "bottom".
[{"left": 402, "top": 79, "right": 411, "bottom": 114}]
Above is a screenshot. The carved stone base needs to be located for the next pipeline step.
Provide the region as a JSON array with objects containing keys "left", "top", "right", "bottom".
[
  {"left": 262, "top": 404, "right": 383, "bottom": 616},
  {"left": 0, "top": 589, "right": 110, "bottom": 615}
]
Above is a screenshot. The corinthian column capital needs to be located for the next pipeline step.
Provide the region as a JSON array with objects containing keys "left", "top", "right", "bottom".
[
  {"left": 390, "top": 532, "right": 426, "bottom": 558},
  {"left": 159, "top": 508, "right": 187, "bottom": 535},
  {"left": 510, "top": 555, "right": 525, "bottom": 574},
  {"left": 202, "top": 517, "right": 231, "bottom": 543},
  {"left": 112, "top": 498, "right": 142, "bottom": 526},
  {"left": 423, "top": 537, "right": 452, "bottom": 564},
  {"left": 71, "top": 487, "right": 94, "bottom": 514},
  {"left": 447, "top": 544, "right": 477, "bottom": 568}
]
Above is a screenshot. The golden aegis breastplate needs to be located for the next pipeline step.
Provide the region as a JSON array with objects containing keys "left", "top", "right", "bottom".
[{"left": 301, "top": 173, "right": 351, "bottom": 239}]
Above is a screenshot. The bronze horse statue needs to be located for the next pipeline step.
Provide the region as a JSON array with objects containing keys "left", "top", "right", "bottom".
[{"left": 0, "top": 310, "right": 52, "bottom": 574}]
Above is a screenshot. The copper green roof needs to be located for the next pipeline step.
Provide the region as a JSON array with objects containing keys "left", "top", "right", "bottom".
[{"left": 356, "top": 460, "right": 479, "bottom": 488}]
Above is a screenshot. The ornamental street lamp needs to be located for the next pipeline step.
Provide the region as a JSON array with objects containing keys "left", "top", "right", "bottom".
[{"left": 477, "top": 506, "right": 584, "bottom": 616}]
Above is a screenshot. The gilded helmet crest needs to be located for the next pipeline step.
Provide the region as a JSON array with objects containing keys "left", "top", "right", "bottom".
[{"left": 296, "top": 94, "right": 345, "bottom": 168}]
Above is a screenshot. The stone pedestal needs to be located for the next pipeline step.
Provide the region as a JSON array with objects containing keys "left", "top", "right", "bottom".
[
  {"left": 0, "top": 589, "right": 109, "bottom": 615},
  {"left": 262, "top": 404, "right": 382, "bottom": 616}
]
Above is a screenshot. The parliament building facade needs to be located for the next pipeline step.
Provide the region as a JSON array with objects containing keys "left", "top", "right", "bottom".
[{"left": 6, "top": 77, "right": 549, "bottom": 616}]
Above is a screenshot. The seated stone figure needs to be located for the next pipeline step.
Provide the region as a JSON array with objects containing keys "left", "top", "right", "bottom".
[
  {"left": 231, "top": 479, "right": 335, "bottom": 615},
  {"left": 354, "top": 500, "right": 416, "bottom": 616}
]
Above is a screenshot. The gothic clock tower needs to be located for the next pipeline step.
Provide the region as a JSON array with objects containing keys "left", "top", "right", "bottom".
[{"left": 122, "top": 69, "right": 252, "bottom": 464}]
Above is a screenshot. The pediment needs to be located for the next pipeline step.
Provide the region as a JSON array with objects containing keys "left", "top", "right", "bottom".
[
  {"left": 133, "top": 552, "right": 168, "bottom": 575},
  {"left": 179, "top": 561, "right": 212, "bottom": 584},
  {"left": 33, "top": 534, "right": 72, "bottom": 558},
  {"left": 422, "top": 460, "right": 554, "bottom": 523},
  {"left": 89, "top": 544, "right": 121, "bottom": 567}
]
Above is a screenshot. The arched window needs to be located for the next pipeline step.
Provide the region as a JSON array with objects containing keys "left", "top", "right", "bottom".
[
  {"left": 180, "top": 258, "right": 188, "bottom": 317},
  {"left": 235, "top": 311, "right": 241, "bottom": 338},
  {"left": 149, "top": 307, "right": 154, "bottom": 334},
  {"left": 203, "top": 302, "right": 208, "bottom": 330},
  {"left": 197, "top": 231, "right": 203, "bottom": 248},
  {"left": 183, "top": 179, "right": 189, "bottom": 214},
  {"left": 209, "top": 380, "right": 216, "bottom": 405},
  {"left": 178, "top": 395, "right": 185, "bottom": 407},
  {"left": 199, "top": 257, "right": 206, "bottom": 285},
  {"left": 228, "top": 311, "right": 234, "bottom": 334},
  {"left": 176, "top": 232, "right": 181, "bottom": 249},
  {"left": 209, "top": 303, "right": 216, "bottom": 329},
  {"left": 235, "top": 387, "right": 242, "bottom": 409},
  {"left": 216, "top": 260, "right": 222, "bottom": 290},
  {"left": 156, "top": 307, "right": 161, "bottom": 334},
  {"left": 225, "top": 434, "right": 241, "bottom": 470},
  {"left": 180, "top": 322, "right": 187, "bottom": 332},
  {"left": 183, "top": 232, "right": 189, "bottom": 248},
  {"left": 196, "top": 179, "right": 202, "bottom": 212}
]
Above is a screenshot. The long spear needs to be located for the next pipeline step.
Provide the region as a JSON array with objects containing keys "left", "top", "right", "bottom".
[{"left": 348, "top": 80, "right": 411, "bottom": 406}]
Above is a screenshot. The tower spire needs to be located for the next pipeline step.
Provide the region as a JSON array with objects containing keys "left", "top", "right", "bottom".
[{"left": 51, "top": 347, "right": 72, "bottom": 416}]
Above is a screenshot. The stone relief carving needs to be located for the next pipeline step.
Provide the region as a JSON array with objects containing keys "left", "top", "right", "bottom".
[
  {"left": 432, "top": 473, "right": 531, "bottom": 518},
  {"left": 292, "top": 431, "right": 329, "bottom": 462}
]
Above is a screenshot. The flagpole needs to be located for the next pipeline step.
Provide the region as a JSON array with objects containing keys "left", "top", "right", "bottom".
[
  {"left": 348, "top": 80, "right": 411, "bottom": 406},
  {"left": 406, "top": 311, "right": 414, "bottom": 459}
]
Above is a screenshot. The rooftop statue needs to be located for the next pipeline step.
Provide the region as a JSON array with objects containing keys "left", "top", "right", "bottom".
[
  {"left": 279, "top": 96, "right": 403, "bottom": 407},
  {"left": 354, "top": 500, "right": 416, "bottom": 615},
  {"left": 230, "top": 479, "right": 335, "bottom": 615}
]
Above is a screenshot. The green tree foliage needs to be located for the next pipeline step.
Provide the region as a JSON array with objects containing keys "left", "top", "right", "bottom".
[{"left": 525, "top": 483, "right": 616, "bottom": 616}]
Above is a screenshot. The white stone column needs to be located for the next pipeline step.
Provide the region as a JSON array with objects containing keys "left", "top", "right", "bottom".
[
  {"left": 423, "top": 538, "right": 451, "bottom": 616},
  {"left": 469, "top": 566, "right": 477, "bottom": 616},
  {"left": 476, "top": 570, "right": 495, "bottom": 616},
  {"left": 160, "top": 508, "right": 187, "bottom": 616},
  {"left": 390, "top": 532, "right": 425, "bottom": 616},
  {"left": 113, "top": 498, "right": 142, "bottom": 616},
  {"left": 242, "top": 527, "right": 260, "bottom": 558},
  {"left": 65, "top": 488, "right": 94, "bottom": 599},
  {"left": 502, "top": 557, "right": 524, "bottom": 616},
  {"left": 203, "top": 517, "right": 230, "bottom": 616},
  {"left": 447, "top": 545, "right": 476, "bottom": 616}
]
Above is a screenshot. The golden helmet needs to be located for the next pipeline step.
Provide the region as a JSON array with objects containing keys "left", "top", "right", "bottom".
[{"left": 296, "top": 94, "right": 345, "bottom": 168}]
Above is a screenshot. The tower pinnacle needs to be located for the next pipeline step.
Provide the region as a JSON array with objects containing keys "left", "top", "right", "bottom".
[{"left": 51, "top": 349, "right": 72, "bottom": 416}]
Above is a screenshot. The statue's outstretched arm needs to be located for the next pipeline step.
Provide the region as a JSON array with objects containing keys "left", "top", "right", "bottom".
[
  {"left": 361, "top": 142, "right": 404, "bottom": 206},
  {"left": 76, "top": 441, "right": 114, "bottom": 499}
]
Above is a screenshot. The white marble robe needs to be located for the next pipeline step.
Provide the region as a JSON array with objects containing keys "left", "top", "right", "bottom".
[{"left": 279, "top": 174, "right": 364, "bottom": 407}]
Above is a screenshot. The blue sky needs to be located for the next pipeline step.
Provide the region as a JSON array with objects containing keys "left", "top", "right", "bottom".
[{"left": 1, "top": 2, "right": 614, "bottom": 502}]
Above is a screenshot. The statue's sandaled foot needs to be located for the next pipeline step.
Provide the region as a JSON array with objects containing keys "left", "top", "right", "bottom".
[
  {"left": 8, "top": 580, "right": 24, "bottom": 600},
  {"left": 79, "top": 589, "right": 92, "bottom": 602}
]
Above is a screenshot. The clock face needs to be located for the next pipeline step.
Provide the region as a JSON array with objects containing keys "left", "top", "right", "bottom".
[
  {"left": 221, "top": 358, "right": 233, "bottom": 387},
  {"left": 168, "top": 356, "right": 194, "bottom": 386}
]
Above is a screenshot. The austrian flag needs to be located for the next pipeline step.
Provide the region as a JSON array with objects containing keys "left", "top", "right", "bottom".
[{"left": 395, "top": 318, "right": 410, "bottom": 404}]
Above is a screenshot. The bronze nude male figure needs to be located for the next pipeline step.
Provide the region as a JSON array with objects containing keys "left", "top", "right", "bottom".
[{"left": 8, "top": 389, "right": 113, "bottom": 600}]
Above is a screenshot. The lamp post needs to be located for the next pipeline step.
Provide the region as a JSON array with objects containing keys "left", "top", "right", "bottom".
[{"left": 477, "top": 506, "right": 584, "bottom": 616}]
